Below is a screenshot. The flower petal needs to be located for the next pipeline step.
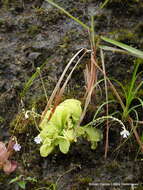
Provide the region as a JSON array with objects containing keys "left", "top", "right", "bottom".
[
  {"left": 34, "top": 135, "right": 42, "bottom": 144},
  {"left": 13, "top": 143, "right": 21, "bottom": 152}
]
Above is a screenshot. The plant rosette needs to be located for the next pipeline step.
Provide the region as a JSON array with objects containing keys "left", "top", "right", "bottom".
[{"left": 34, "top": 99, "right": 102, "bottom": 157}]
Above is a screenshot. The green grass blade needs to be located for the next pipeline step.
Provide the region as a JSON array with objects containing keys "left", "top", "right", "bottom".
[
  {"left": 127, "top": 63, "right": 140, "bottom": 102},
  {"left": 122, "top": 62, "right": 141, "bottom": 114},
  {"left": 134, "top": 81, "right": 143, "bottom": 97},
  {"left": 93, "top": 100, "right": 115, "bottom": 119},
  {"left": 129, "top": 63, "right": 139, "bottom": 91},
  {"left": 20, "top": 69, "right": 40, "bottom": 98},
  {"left": 91, "top": 15, "right": 95, "bottom": 48},
  {"left": 20, "top": 59, "right": 49, "bottom": 98},
  {"left": 128, "top": 104, "right": 142, "bottom": 114},
  {"left": 45, "top": 0, "right": 90, "bottom": 31},
  {"left": 110, "top": 78, "right": 128, "bottom": 100},
  {"left": 128, "top": 97, "right": 143, "bottom": 113},
  {"left": 136, "top": 97, "right": 143, "bottom": 107},
  {"left": 130, "top": 108, "right": 139, "bottom": 128},
  {"left": 101, "top": 36, "right": 143, "bottom": 59},
  {"left": 100, "top": 0, "right": 110, "bottom": 9},
  {"left": 99, "top": 45, "right": 129, "bottom": 54}
]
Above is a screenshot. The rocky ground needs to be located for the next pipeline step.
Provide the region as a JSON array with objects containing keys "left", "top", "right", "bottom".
[{"left": 0, "top": 0, "right": 143, "bottom": 189}]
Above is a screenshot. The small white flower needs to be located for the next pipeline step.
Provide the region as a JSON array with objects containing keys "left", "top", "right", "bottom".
[
  {"left": 120, "top": 128, "right": 130, "bottom": 138},
  {"left": 13, "top": 143, "right": 21, "bottom": 151},
  {"left": 34, "top": 135, "right": 42, "bottom": 144}
]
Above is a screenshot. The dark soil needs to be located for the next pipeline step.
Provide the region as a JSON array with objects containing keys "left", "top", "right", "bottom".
[{"left": 0, "top": 0, "right": 143, "bottom": 189}]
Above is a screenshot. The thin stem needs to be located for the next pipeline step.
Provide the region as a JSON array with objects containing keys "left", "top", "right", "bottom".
[
  {"left": 91, "top": 15, "right": 95, "bottom": 49},
  {"left": 100, "top": 49, "right": 109, "bottom": 159},
  {"left": 56, "top": 165, "right": 80, "bottom": 186},
  {"left": 100, "top": 0, "right": 110, "bottom": 9},
  {"left": 37, "top": 67, "right": 48, "bottom": 102},
  {"left": 45, "top": 0, "right": 90, "bottom": 31}
]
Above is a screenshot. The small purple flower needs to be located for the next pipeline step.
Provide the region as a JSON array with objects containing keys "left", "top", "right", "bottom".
[
  {"left": 13, "top": 143, "right": 21, "bottom": 152},
  {"left": 34, "top": 135, "right": 42, "bottom": 144}
]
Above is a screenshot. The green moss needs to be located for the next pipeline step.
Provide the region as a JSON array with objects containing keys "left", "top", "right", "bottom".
[
  {"left": 135, "top": 22, "right": 143, "bottom": 38},
  {"left": 10, "top": 111, "right": 35, "bottom": 134},
  {"left": 34, "top": 7, "right": 46, "bottom": 16},
  {"left": 109, "top": 29, "right": 136, "bottom": 42},
  {"left": 0, "top": 116, "right": 4, "bottom": 124},
  {"left": 1, "top": 0, "right": 23, "bottom": 9},
  {"left": 135, "top": 186, "right": 143, "bottom": 190},
  {"left": 79, "top": 0, "right": 94, "bottom": 2},
  {"left": 59, "top": 34, "right": 71, "bottom": 49},
  {"left": 109, "top": 0, "right": 140, "bottom": 4},
  {"left": 106, "top": 161, "right": 120, "bottom": 172},
  {"left": 0, "top": 172, "right": 16, "bottom": 189},
  {"left": 37, "top": 7, "right": 63, "bottom": 25},
  {"left": 10, "top": 95, "right": 47, "bottom": 134},
  {"left": 0, "top": 18, "right": 5, "bottom": 26},
  {"left": 77, "top": 177, "right": 92, "bottom": 184},
  {"left": 1, "top": 0, "right": 9, "bottom": 8},
  {"left": 27, "top": 25, "right": 41, "bottom": 36}
]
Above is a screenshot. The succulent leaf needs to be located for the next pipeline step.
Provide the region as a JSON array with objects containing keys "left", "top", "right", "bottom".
[{"left": 58, "top": 138, "right": 70, "bottom": 154}]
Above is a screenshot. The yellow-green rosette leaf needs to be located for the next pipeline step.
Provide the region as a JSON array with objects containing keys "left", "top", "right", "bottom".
[
  {"left": 38, "top": 99, "right": 83, "bottom": 157},
  {"left": 58, "top": 138, "right": 70, "bottom": 154},
  {"left": 39, "top": 110, "right": 51, "bottom": 129},
  {"left": 40, "top": 144, "right": 54, "bottom": 157},
  {"left": 63, "top": 129, "right": 76, "bottom": 142},
  {"left": 40, "top": 124, "right": 59, "bottom": 140},
  {"left": 91, "top": 142, "right": 97, "bottom": 150},
  {"left": 40, "top": 99, "right": 82, "bottom": 133},
  {"left": 50, "top": 105, "right": 70, "bottom": 130},
  {"left": 76, "top": 127, "right": 85, "bottom": 136},
  {"left": 43, "top": 138, "right": 52, "bottom": 146},
  {"left": 84, "top": 127, "right": 102, "bottom": 144},
  {"left": 50, "top": 99, "right": 82, "bottom": 130},
  {"left": 61, "top": 99, "right": 82, "bottom": 122}
]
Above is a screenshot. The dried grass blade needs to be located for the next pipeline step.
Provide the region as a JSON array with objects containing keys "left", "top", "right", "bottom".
[
  {"left": 100, "top": 49, "right": 109, "bottom": 158},
  {"left": 41, "top": 48, "right": 85, "bottom": 121},
  {"left": 80, "top": 53, "right": 97, "bottom": 123},
  {"left": 54, "top": 50, "right": 89, "bottom": 107}
]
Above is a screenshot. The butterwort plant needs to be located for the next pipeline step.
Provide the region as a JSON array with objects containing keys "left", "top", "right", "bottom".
[
  {"left": 34, "top": 99, "right": 130, "bottom": 157},
  {"left": 34, "top": 99, "right": 102, "bottom": 157}
]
